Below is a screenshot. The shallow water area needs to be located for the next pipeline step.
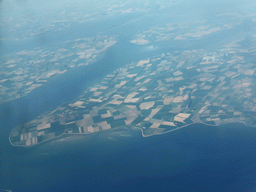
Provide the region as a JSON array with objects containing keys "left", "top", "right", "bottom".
[
  {"left": 1, "top": 0, "right": 256, "bottom": 191},
  {"left": 1, "top": 123, "right": 256, "bottom": 191}
]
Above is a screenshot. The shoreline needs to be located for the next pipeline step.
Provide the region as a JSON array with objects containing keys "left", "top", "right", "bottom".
[
  {"left": 9, "top": 120, "right": 256, "bottom": 148},
  {"left": 138, "top": 120, "right": 256, "bottom": 138}
]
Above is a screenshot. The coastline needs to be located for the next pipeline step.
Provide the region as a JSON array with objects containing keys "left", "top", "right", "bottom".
[
  {"left": 138, "top": 121, "right": 256, "bottom": 138},
  {"left": 9, "top": 120, "right": 256, "bottom": 148}
]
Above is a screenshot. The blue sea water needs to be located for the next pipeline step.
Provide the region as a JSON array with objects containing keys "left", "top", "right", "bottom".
[
  {"left": 2, "top": 37, "right": 256, "bottom": 190},
  {"left": 2, "top": 123, "right": 256, "bottom": 191},
  {"left": 1, "top": 1, "right": 256, "bottom": 191}
]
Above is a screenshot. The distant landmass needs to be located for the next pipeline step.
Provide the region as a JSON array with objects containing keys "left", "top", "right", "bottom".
[{"left": 2, "top": 1, "right": 256, "bottom": 191}]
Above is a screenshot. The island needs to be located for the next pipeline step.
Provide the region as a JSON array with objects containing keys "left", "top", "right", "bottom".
[{"left": 9, "top": 36, "right": 256, "bottom": 147}]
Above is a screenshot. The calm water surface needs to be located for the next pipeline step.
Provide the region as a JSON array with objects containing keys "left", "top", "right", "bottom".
[
  {"left": 1, "top": 1, "right": 256, "bottom": 191},
  {"left": 1, "top": 123, "right": 256, "bottom": 191}
]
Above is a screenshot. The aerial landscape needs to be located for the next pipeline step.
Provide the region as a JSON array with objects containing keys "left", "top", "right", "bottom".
[
  {"left": 9, "top": 38, "right": 256, "bottom": 146},
  {"left": 1, "top": 0, "right": 256, "bottom": 191}
]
